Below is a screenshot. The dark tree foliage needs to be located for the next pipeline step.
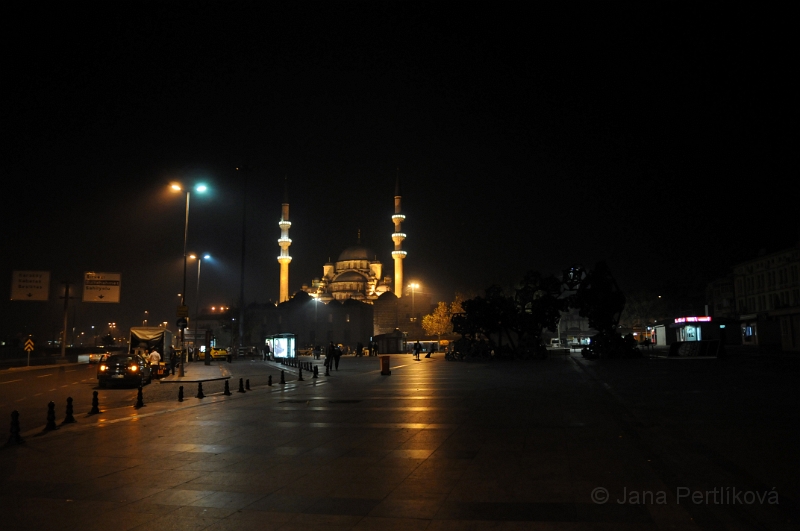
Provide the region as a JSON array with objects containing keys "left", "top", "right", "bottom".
[
  {"left": 451, "top": 271, "right": 564, "bottom": 359},
  {"left": 572, "top": 261, "right": 640, "bottom": 359},
  {"left": 452, "top": 262, "right": 641, "bottom": 361},
  {"left": 100, "top": 333, "right": 116, "bottom": 346}
]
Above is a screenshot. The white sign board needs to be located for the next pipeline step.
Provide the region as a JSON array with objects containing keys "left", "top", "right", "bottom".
[
  {"left": 83, "top": 272, "right": 121, "bottom": 303},
  {"left": 10, "top": 271, "right": 50, "bottom": 301}
]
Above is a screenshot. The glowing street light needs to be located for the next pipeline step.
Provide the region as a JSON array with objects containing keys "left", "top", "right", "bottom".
[
  {"left": 408, "top": 282, "right": 420, "bottom": 322},
  {"left": 190, "top": 253, "right": 212, "bottom": 365},
  {"left": 171, "top": 182, "right": 209, "bottom": 376}
]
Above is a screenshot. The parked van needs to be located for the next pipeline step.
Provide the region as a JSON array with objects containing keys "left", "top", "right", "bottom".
[{"left": 550, "top": 338, "right": 561, "bottom": 347}]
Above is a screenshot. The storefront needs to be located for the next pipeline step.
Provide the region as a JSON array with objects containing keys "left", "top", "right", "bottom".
[{"left": 673, "top": 316, "right": 712, "bottom": 342}]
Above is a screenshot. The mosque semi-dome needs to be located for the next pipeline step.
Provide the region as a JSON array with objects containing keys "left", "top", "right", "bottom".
[{"left": 334, "top": 271, "right": 367, "bottom": 282}]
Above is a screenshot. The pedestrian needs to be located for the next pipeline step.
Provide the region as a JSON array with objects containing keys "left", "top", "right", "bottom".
[
  {"left": 264, "top": 342, "right": 271, "bottom": 361},
  {"left": 148, "top": 347, "right": 161, "bottom": 367},
  {"left": 356, "top": 341, "right": 363, "bottom": 357},
  {"left": 368, "top": 341, "right": 373, "bottom": 356},
  {"left": 425, "top": 345, "right": 434, "bottom": 358},
  {"left": 413, "top": 341, "right": 421, "bottom": 360},
  {"left": 334, "top": 345, "right": 342, "bottom": 370}
]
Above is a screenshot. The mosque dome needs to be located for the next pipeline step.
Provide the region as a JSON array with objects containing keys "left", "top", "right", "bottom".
[{"left": 338, "top": 246, "right": 373, "bottom": 261}]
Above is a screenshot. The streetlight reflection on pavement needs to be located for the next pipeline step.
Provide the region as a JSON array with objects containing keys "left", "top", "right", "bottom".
[{"left": 171, "top": 182, "right": 208, "bottom": 376}]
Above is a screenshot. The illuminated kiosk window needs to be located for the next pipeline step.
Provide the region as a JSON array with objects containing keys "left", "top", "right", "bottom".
[
  {"left": 266, "top": 333, "right": 296, "bottom": 359},
  {"left": 673, "top": 316, "right": 711, "bottom": 342}
]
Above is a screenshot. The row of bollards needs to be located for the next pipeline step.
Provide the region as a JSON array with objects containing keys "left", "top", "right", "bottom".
[
  {"left": 6, "top": 363, "right": 331, "bottom": 444},
  {"left": 277, "top": 358, "right": 315, "bottom": 373}
]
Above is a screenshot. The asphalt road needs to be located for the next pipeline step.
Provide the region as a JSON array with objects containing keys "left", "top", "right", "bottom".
[{"left": 0, "top": 359, "right": 291, "bottom": 433}]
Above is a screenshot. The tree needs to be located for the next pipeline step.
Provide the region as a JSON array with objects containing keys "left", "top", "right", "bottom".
[
  {"left": 100, "top": 333, "right": 116, "bottom": 346},
  {"left": 422, "top": 302, "right": 452, "bottom": 340},
  {"left": 421, "top": 294, "right": 465, "bottom": 341},
  {"left": 619, "top": 290, "right": 666, "bottom": 331}
]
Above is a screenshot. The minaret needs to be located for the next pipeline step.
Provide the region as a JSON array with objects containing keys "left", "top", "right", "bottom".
[
  {"left": 277, "top": 178, "right": 292, "bottom": 303},
  {"left": 391, "top": 171, "right": 407, "bottom": 297}
]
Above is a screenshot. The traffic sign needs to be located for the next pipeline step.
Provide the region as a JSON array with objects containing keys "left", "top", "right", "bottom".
[
  {"left": 82, "top": 272, "right": 121, "bottom": 303},
  {"left": 177, "top": 305, "right": 190, "bottom": 318},
  {"left": 11, "top": 271, "right": 50, "bottom": 301},
  {"left": 24, "top": 339, "right": 34, "bottom": 352},
  {"left": 176, "top": 318, "right": 188, "bottom": 329}
]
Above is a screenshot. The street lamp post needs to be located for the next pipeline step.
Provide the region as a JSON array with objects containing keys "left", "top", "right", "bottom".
[
  {"left": 409, "top": 282, "right": 420, "bottom": 322},
  {"left": 190, "top": 254, "right": 211, "bottom": 365},
  {"left": 172, "top": 182, "right": 207, "bottom": 377}
]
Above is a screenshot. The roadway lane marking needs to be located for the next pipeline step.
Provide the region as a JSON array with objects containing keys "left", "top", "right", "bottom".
[
  {"left": 0, "top": 379, "right": 22, "bottom": 384},
  {"left": 34, "top": 393, "right": 42, "bottom": 396},
  {"left": 14, "top": 398, "right": 26, "bottom": 402},
  {"left": 72, "top": 381, "right": 79, "bottom": 384},
  {"left": 49, "top": 389, "right": 57, "bottom": 391},
  {"left": 37, "top": 374, "right": 53, "bottom": 378},
  {"left": 66, "top": 369, "right": 76, "bottom": 372},
  {"left": 61, "top": 385, "right": 68, "bottom": 388}
]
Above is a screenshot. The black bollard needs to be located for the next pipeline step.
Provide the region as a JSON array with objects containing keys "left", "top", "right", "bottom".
[
  {"left": 325, "top": 364, "right": 330, "bottom": 376},
  {"left": 90, "top": 391, "right": 100, "bottom": 414},
  {"left": 268, "top": 375, "right": 272, "bottom": 386},
  {"left": 298, "top": 367, "right": 304, "bottom": 381},
  {"left": 196, "top": 382, "right": 205, "bottom": 399},
  {"left": 44, "top": 401, "right": 58, "bottom": 431},
  {"left": 135, "top": 386, "right": 145, "bottom": 409},
  {"left": 224, "top": 380, "right": 231, "bottom": 396},
  {"left": 238, "top": 378, "right": 246, "bottom": 393},
  {"left": 246, "top": 379, "right": 251, "bottom": 391},
  {"left": 280, "top": 370, "right": 285, "bottom": 384},
  {"left": 178, "top": 385, "right": 184, "bottom": 402},
  {"left": 313, "top": 365, "right": 318, "bottom": 379},
  {"left": 6, "top": 410, "right": 24, "bottom": 446},
  {"left": 62, "top": 397, "right": 76, "bottom": 424}
]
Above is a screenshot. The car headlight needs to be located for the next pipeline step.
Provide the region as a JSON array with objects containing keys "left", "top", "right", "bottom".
[
  {"left": 99, "top": 365, "right": 107, "bottom": 371},
  {"left": 129, "top": 365, "right": 138, "bottom": 372}
]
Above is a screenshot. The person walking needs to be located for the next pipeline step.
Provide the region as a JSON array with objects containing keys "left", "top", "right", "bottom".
[
  {"left": 413, "top": 341, "right": 421, "bottom": 361},
  {"left": 334, "top": 344, "right": 342, "bottom": 370},
  {"left": 264, "top": 342, "right": 271, "bottom": 361},
  {"left": 425, "top": 344, "right": 434, "bottom": 358}
]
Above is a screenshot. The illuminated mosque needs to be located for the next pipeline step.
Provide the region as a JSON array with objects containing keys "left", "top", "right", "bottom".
[{"left": 278, "top": 177, "right": 408, "bottom": 304}]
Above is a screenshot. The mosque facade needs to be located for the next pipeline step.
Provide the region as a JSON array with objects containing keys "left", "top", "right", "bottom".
[{"left": 265, "top": 175, "right": 420, "bottom": 347}]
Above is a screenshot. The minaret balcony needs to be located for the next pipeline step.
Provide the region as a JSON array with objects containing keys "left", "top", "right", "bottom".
[
  {"left": 278, "top": 237, "right": 293, "bottom": 244},
  {"left": 391, "top": 232, "right": 406, "bottom": 242},
  {"left": 279, "top": 221, "right": 292, "bottom": 229},
  {"left": 277, "top": 256, "right": 293, "bottom": 263},
  {"left": 392, "top": 250, "right": 407, "bottom": 258},
  {"left": 391, "top": 214, "right": 406, "bottom": 222}
]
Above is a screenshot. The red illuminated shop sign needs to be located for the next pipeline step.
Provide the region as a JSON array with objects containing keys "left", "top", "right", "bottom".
[{"left": 674, "top": 316, "right": 712, "bottom": 324}]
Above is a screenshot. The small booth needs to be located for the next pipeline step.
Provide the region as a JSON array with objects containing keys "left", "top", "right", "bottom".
[
  {"left": 673, "top": 316, "right": 712, "bottom": 342},
  {"left": 266, "top": 333, "right": 296, "bottom": 359},
  {"left": 373, "top": 329, "right": 405, "bottom": 355}
]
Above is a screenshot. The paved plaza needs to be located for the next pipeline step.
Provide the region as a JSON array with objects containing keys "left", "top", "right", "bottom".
[{"left": 1, "top": 352, "right": 797, "bottom": 530}]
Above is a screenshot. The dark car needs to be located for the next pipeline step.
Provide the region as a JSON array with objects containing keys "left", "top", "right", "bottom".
[{"left": 97, "top": 354, "right": 152, "bottom": 387}]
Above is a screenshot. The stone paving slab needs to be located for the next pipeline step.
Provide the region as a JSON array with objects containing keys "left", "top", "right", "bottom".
[{"left": 1, "top": 354, "right": 796, "bottom": 530}]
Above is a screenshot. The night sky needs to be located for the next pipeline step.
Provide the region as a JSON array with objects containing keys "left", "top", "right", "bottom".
[{"left": 2, "top": 3, "right": 795, "bottom": 342}]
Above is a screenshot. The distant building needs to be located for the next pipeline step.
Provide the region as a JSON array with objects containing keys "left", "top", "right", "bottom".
[
  {"left": 733, "top": 244, "right": 800, "bottom": 351},
  {"left": 705, "top": 275, "right": 737, "bottom": 320}
]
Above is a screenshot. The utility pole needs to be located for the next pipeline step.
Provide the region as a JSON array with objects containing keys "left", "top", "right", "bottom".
[
  {"left": 237, "top": 166, "right": 248, "bottom": 355},
  {"left": 59, "top": 281, "right": 72, "bottom": 358}
]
